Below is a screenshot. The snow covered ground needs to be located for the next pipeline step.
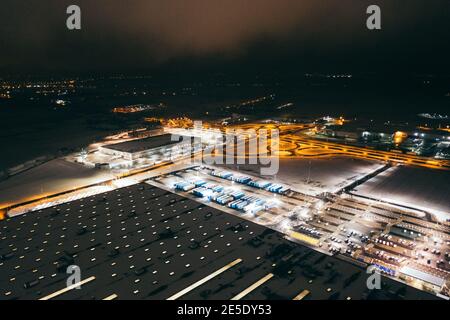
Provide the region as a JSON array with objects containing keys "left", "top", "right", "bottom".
[
  {"left": 221, "top": 157, "right": 383, "bottom": 196},
  {"left": 354, "top": 165, "right": 450, "bottom": 219}
]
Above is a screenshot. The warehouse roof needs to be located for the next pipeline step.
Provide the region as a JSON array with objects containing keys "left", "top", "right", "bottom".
[
  {"left": 0, "top": 183, "right": 438, "bottom": 300},
  {"left": 103, "top": 134, "right": 187, "bottom": 153}
]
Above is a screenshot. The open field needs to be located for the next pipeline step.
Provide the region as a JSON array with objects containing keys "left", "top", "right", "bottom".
[{"left": 0, "top": 159, "right": 114, "bottom": 209}]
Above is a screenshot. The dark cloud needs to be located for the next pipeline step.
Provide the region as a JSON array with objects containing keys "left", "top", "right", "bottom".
[{"left": 1, "top": 0, "right": 449, "bottom": 73}]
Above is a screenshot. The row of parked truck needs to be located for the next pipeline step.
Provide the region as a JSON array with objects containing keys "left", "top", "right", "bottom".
[
  {"left": 174, "top": 176, "right": 278, "bottom": 215},
  {"left": 210, "top": 170, "right": 290, "bottom": 194}
]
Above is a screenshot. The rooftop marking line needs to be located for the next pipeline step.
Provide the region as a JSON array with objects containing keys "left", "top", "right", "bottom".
[
  {"left": 39, "top": 276, "right": 96, "bottom": 300},
  {"left": 293, "top": 289, "right": 310, "bottom": 300},
  {"left": 230, "top": 273, "right": 274, "bottom": 300},
  {"left": 166, "top": 258, "right": 242, "bottom": 300}
]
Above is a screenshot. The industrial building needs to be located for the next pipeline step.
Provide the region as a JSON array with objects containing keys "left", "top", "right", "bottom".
[
  {"left": 98, "top": 134, "right": 197, "bottom": 167},
  {"left": 0, "top": 183, "right": 437, "bottom": 300},
  {"left": 322, "top": 122, "right": 398, "bottom": 143},
  {"left": 319, "top": 120, "right": 450, "bottom": 159}
]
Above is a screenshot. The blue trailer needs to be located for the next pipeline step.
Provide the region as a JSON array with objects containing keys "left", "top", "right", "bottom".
[
  {"left": 193, "top": 187, "right": 210, "bottom": 197},
  {"left": 230, "top": 191, "right": 245, "bottom": 200},
  {"left": 216, "top": 195, "right": 233, "bottom": 205},
  {"left": 259, "top": 181, "right": 272, "bottom": 189},
  {"left": 175, "top": 181, "right": 195, "bottom": 191},
  {"left": 247, "top": 180, "right": 271, "bottom": 189},
  {"left": 222, "top": 172, "right": 233, "bottom": 179},
  {"left": 228, "top": 200, "right": 241, "bottom": 209},
  {"left": 236, "top": 201, "right": 249, "bottom": 210},
  {"left": 174, "top": 181, "right": 187, "bottom": 190},
  {"left": 247, "top": 180, "right": 258, "bottom": 188},
  {"left": 234, "top": 176, "right": 251, "bottom": 184},
  {"left": 194, "top": 180, "right": 207, "bottom": 187},
  {"left": 267, "top": 184, "right": 283, "bottom": 193},
  {"left": 254, "top": 199, "right": 266, "bottom": 206}
]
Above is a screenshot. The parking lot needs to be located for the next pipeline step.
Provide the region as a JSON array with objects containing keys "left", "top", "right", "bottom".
[{"left": 149, "top": 166, "right": 450, "bottom": 298}]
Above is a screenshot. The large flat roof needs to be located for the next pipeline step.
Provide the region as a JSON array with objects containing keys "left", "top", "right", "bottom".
[
  {"left": 0, "top": 183, "right": 438, "bottom": 300},
  {"left": 400, "top": 266, "right": 446, "bottom": 287},
  {"left": 103, "top": 134, "right": 183, "bottom": 154}
]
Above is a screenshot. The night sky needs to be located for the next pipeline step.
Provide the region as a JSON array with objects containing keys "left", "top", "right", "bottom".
[{"left": 1, "top": 0, "right": 449, "bottom": 74}]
